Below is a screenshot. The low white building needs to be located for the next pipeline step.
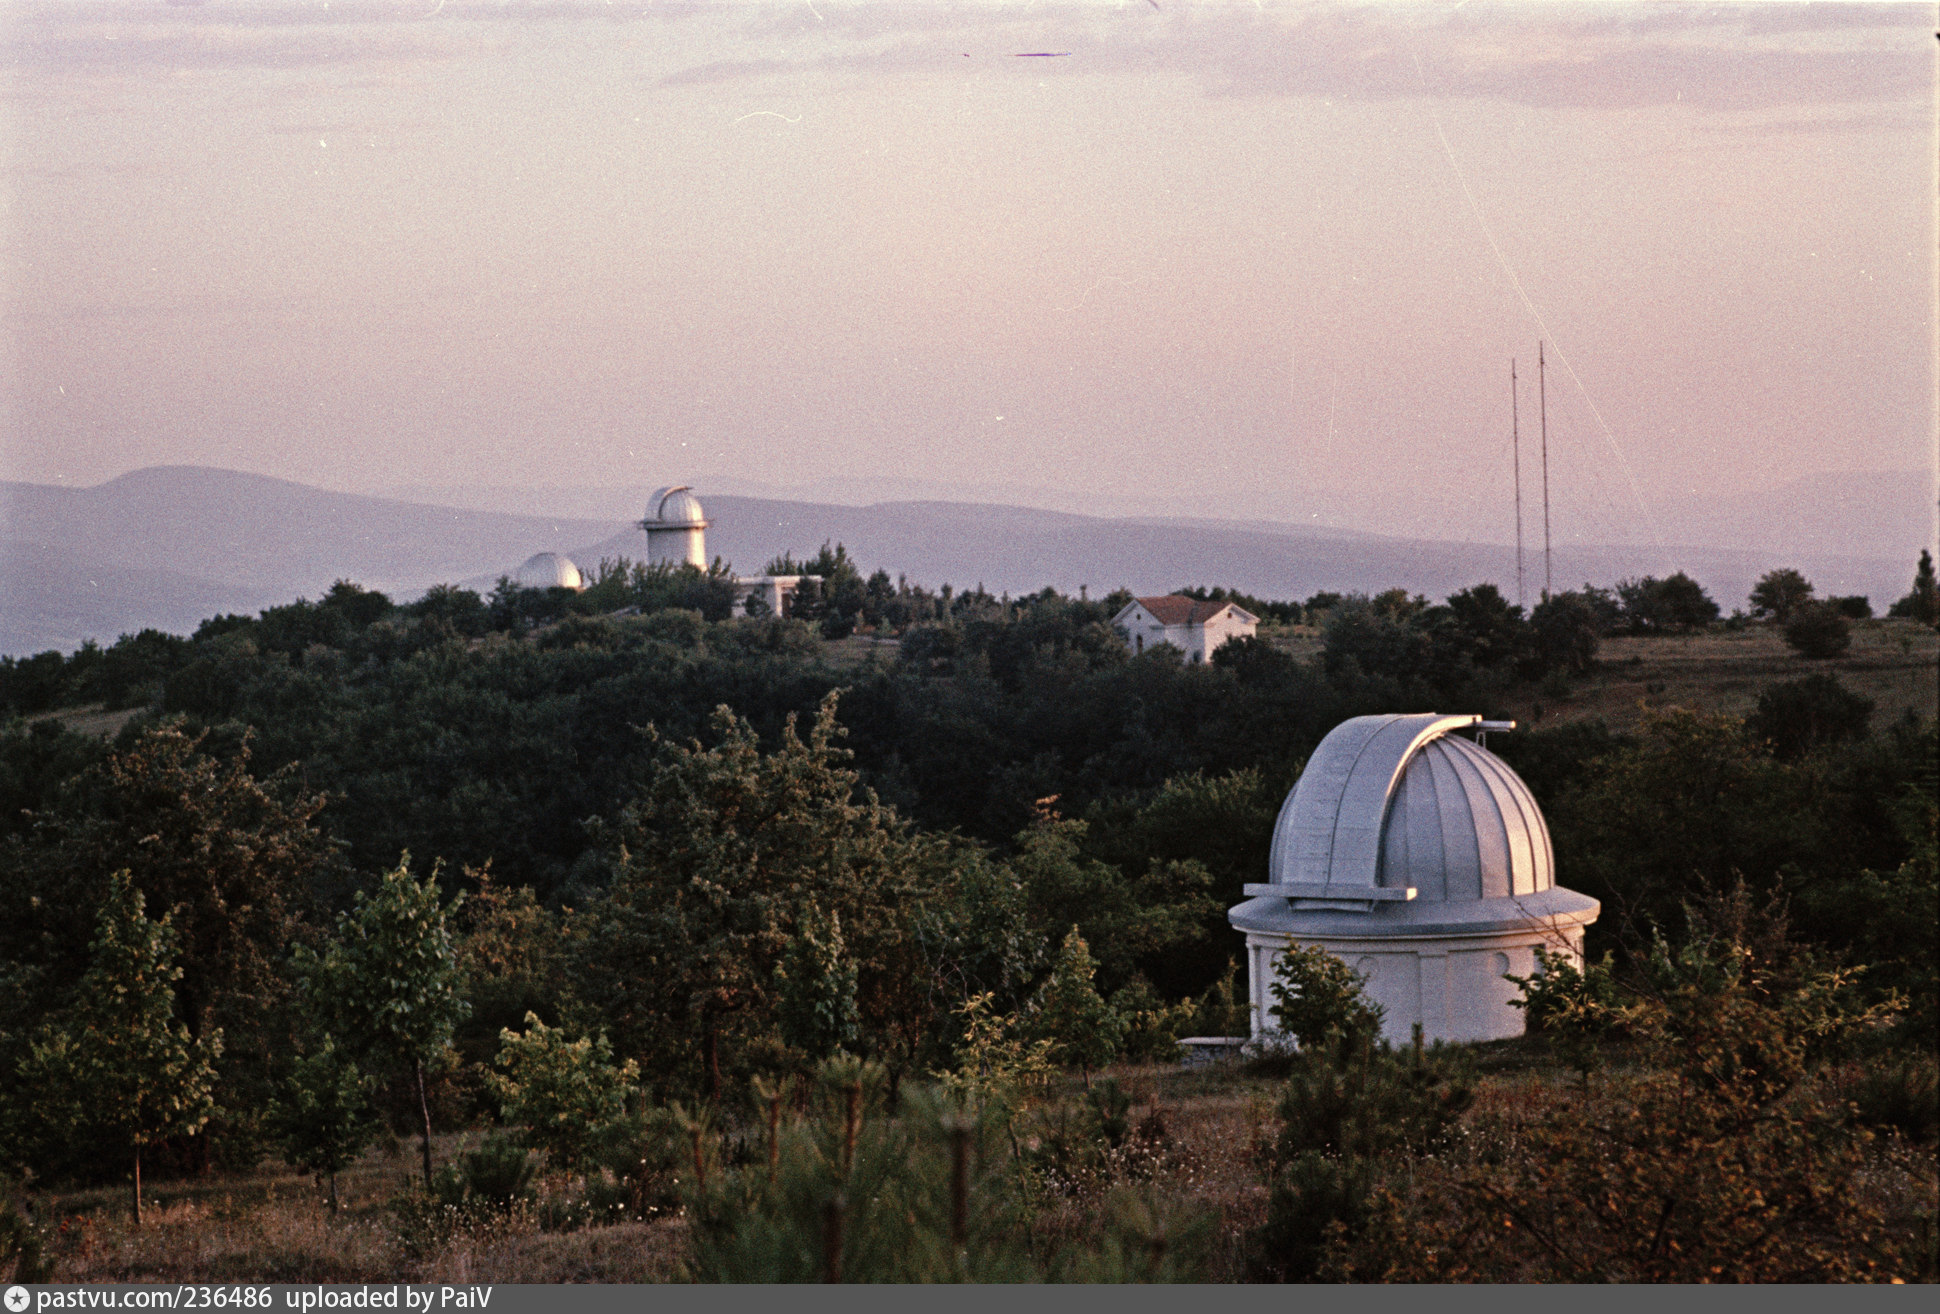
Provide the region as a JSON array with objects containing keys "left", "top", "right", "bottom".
[
  {"left": 1112, "top": 595, "right": 1259, "bottom": 663},
  {"left": 1229, "top": 713, "right": 1599, "bottom": 1046}
]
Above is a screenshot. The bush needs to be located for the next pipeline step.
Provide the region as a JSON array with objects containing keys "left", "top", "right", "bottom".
[
  {"left": 1850, "top": 1053, "right": 1939, "bottom": 1145},
  {"left": 1745, "top": 673, "right": 1874, "bottom": 759},
  {"left": 1783, "top": 602, "right": 1852, "bottom": 659},
  {"left": 490, "top": 1013, "right": 640, "bottom": 1171},
  {"left": 1507, "top": 947, "right": 1627, "bottom": 1083},
  {"left": 1332, "top": 887, "right": 1919, "bottom": 1281},
  {"left": 1266, "top": 944, "right": 1383, "bottom": 1050},
  {"left": 432, "top": 1133, "right": 536, "bottom": 1214},
  {"left": 1246, "top": 1035, "right": 1471, "bottom": 1281}
]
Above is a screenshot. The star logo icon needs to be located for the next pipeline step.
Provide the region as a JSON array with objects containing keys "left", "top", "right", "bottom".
[{"left": 5, "top": 1285, "right": 31, "bottom": 1312}]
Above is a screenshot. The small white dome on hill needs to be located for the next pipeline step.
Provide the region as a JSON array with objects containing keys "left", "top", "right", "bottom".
[{"left": 514, "top": 552, "right": 583, "bottom": 590}]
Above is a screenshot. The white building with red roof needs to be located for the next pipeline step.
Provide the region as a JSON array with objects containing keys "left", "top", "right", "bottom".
[{"left": 1112, "top": 594, "right": 1259, "bottom": 663}]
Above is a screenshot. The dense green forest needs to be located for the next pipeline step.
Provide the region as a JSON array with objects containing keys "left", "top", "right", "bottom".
[{"left": 0, "top": 550, "right": 1934, "bottom": 1280}]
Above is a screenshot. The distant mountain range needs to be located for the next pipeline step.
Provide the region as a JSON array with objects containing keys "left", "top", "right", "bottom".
[
  {"left": 2, "top": 465, "right": 1927, "bottom": 656},
  {"left": 390, "top": 468, "right": 1935, "bottom": 563}
]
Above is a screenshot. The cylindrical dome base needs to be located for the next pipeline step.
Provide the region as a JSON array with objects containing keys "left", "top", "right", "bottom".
[{"left": 1240, "top": 924, "right": 1587, "bottom": 1046}]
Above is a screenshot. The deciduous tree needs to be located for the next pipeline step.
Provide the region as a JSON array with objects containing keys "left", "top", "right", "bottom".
[
  {"left": 1748, "top": 568, "right": 1815, "bottom": 621},
  {"left": 299, "top": 856, "right": 468, "bottom": 1189},
  {"left": 13, "top": 872, "right": 221, "bottom": 1225},
  {"left": 266, "top": 1036, "right": 379, "bottom": 1213}
]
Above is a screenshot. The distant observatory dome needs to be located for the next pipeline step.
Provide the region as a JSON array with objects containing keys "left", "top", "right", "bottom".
[
  {"left": 514, "top": 552, "right": 583, "bottom": 590},
  {"left": 1230, "top": 714, "right": 1598, "bottom": 1044},
  {"left": 641, "top": 485, "right": 710, "bottom": 568},
  {"left": 648, "top": 486, "right": 708, "bottom": 526}
]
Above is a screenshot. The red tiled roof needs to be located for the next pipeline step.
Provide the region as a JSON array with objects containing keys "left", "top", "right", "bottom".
[{"left": 1136, "top": 595, "right": 1232, "bottom": 626}]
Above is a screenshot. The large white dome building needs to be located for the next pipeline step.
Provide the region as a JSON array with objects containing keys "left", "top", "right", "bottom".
[{"left": 1230, "top": 713, "right": 1599, "bottom": 1045}]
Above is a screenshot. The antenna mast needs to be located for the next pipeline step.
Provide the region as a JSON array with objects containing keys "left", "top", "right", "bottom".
[
  {"left": 1539, "top": 341, "right": 1552, "bottom": 602},
  {"left": 1512, "top": 359, "right": 1524, "bottom": 611}
]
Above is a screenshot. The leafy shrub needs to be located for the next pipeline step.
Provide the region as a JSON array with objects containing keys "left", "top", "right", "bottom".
[
  {"left": 432, "top": 1133, "right": 535, "bottom": 1214},
  {"left": 1110, "top": 979, "right": 1190, "bottom": 1063},
  {"left": 1331, "top": 888, "right": 1919, "bottom": 1282},
  {"left": 265, "top": 1036, "right": 380, "bottom": 1212},
  {"left": 1850, "top": 1053, "right": 1939, "bottom": 1145},
  {"left": 490, "top": 1013, "right": 639, "bottom": 1171},
  {"left": 1266, "top": 944, "right": 1383, "bottom": 1050},
  {"left": 1246, "top": 1034, "right": 1472, "bottom": 1281},
  {"left": 1783, "top": 602, "right": 1852, "bottom": 659},
  {"left": 1745, "top": 673, "right": 1874, "bottom": 760},
  {"left": 1508, "top": 947, "right": 1627, "bottom": 1083}
]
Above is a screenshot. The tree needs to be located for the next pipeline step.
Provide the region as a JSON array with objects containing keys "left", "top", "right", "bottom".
[
  {"left": 1527, "top": 590, "right": 1602, "bottom": 676},
  {"left": 1617, "top": 573, "right": 1720, "bottom": 633},
  {"left": 1782, "top": 601, "right": 1851, "bottom": 659},
  {"left": 1246, "top": 1006, "right": 1470, "bottom": 1281},
  {"left": 568, "top": 694, "right": 932, "bottom": 1100},
  {"left": 266, "top": 1036, "right": 379, "bottom": 1213},
  {"left": 1005, "top": 815, "right": 1214, "bottom": 994},
  {"left": 1442, "top": 583, "right": 1529, "bottom": 670},
  {"left": 299, "top": 856, "right": 469, "bottom": 1189},
  {"left": 1544, "top": 707, "right": 1825, "bottom": 944},
  {"left": 1320, "top": 596, "right": 1429, "bottom": 682},
  {"left": 1346, "top": 889, "right": 1907, "bottom": 1282},
  {"left": 1887, "top": 549, "right": 1940, "bottom": 624},
  {"left": 1748, "top": 568, "right": 1815, "bottom": 622},
  {"left": 1267, "top": 943, "right": 1384, "bottom": 1050},
  {"left": 774, "top": 903, "right": 862, "bottom": 1063},
  {"left": 0, "top": 724, "right": 333, "bottom": 1148},
  {"left": 489, "top": 1013, "right": 639, "bottom": 1171},
  {"left": 1744, "top": 674, "right": 1874, "bottom": 760},
  {"left": 13, "top": 872, "right": 221, "bottom": 1226},
  {"left": 1027, "top": 927, "right": 1125, "bottom": 1085}
]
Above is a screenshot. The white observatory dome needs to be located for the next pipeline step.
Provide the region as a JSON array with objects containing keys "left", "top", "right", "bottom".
[
  {"left": 646, "top": 486, "right": 707, "bottom": 526},
  {"left": 641, "top": 485, "right": 710, "bottom": 568},
  {"left": 513, "top": 552, "right": 583, "bottom": 590},
  {"left": 1230, "top": 713, "right": 1598, "bottom": 1044}
]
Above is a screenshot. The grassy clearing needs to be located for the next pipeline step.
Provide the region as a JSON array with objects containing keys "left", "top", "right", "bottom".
[
  {"left": 22, "top": 704, "right": 142, "bottom": 740},
  {"left": 27, "top": 1045, "right": 1932, "bottom": 1283},
  {"left": 1262, "top": 618, "right": 1938, "bottom": 731},
  {"left": 1519, "top": 620, "right": 1938, "bottom": 733},
  {"left": 25, "top": 1064, "right": 1285, "bottom": 1283}
]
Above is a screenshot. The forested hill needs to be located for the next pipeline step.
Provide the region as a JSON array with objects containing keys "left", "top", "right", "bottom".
[{"left": 4, "top": 465, "right": 1915, "bottom": 655}]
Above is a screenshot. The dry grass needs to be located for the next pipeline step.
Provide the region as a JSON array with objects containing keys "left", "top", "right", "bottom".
[
  {"left": 23, "top": 703, "right": 143, "bottom": 739},
  {"left": 1523, "top": 620, "right": 1938, "bottom": 733},
  {"left": 1264, "top": 618, "right": 1937, "bottom": 732},
  {"left": 29, "top": 1055, "right": 1934, "bottom": 1283},
  {"left": 30, "top": 1067, "right": 1282, "bottom": 1284},
  {"left": 1017, "top": 1064, "right": 1280, "bottom": 1281}
]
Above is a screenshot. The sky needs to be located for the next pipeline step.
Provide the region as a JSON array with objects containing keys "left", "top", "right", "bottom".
[{"left": 1, "top": 0, "right": 1933, "bottom": 549}]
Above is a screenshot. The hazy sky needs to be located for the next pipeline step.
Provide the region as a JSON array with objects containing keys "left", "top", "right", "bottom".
[{"left": 1, "top": 0, "right": 1932, "bottom": 546}]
